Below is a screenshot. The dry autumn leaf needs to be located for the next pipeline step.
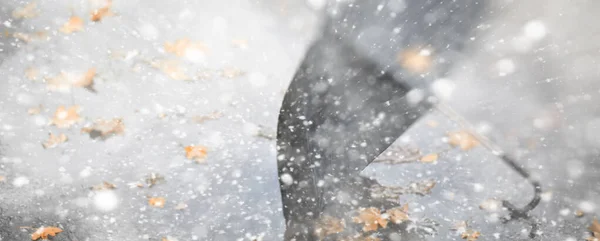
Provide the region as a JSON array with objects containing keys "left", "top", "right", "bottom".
[
  {"left": 46, "top": 68, "right": 96, "bottom": 92},
  {"left": 91, "top": 181, "right": 117, "bottom": 190},
  {"left": 90, "top": 0, "right": 113, "bottom": 21},
  {"left": 185, "top": 145, "right": 208, "bottom": 163},
  {"left": 447, "top": 130, "right": 479, "bottom": 151},
  {"left": 12, "top": 2, "right": 38, "bottom": 19},
  {"left": 50, "top": 106, "right": 81, "bottom": 128},
  {"left": 81, "top": 118, "right": 125, "bottom": 139},
  {"left": 149, "top": 197, "right": 166, "bottom": 208},
  {"left": 164, "top": 38, "right": 208, "bottom": 57},
  {"left": 461, "top": 230, "right": 480, "bottom": 241},
  {"left": 151, "top": 59, "right": 190, "bottom": 81},
  {"left": 420, "top": 153, "right": 438, "bottom": 163},
  {"left": 31, "top": 226, "right": 63, "bottom": 240},
  {"left": 588, "top": 218, "right": 600, "bottom": 241},
  {"left": 314, "top": 215, "right": 345, "bottom": 238},
  {"left": 60, "top": 16, "right": 84, "bottom": 34},
  {"left": 352, "top": 207, "right": 388, "bottom": 232},
  {"left": 42, "top": 133, "right": 68, "bottom": 149},
  {"left": 398, "top": 48, "right": 432, "bottom": 73},
  {"left": 386, "top": 204, "right": 410, "bottom": 224},
  {"left": 576, "top": 210, "right": 585, "bottom": 217}
]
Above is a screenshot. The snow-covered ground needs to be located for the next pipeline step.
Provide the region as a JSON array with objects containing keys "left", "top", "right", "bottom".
[{"left": 1, "top": 0, "right": 600, "bottom": 240}]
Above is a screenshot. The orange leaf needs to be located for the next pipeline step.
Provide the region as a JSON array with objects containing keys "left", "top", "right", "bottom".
[
  {"left": 42, "top": 133, "right": 68, "bottom": 149},
  {"left": 60, "top": 16, "right": 84, "bottom": 33},
  {"left": 447, "top": 130, "right": 479, "bottom": 151},
  {"left": 149, "top": 197, "right": 166, "bottom": 208},
  {"left": 420, "top": 153, "right": 438, "bottom": 163},
  {"left": 46, "top": 68, "right": 96, "bottom": 92},
  {"left": 81, "top": 118, "right": 124, "bottom": 139},
  {"left": 386, "top": 204, "right": 410, "bottom": 223},
  {"left": 31, "top": 226, "right": 63, "bottom": 240},
  {"left": 185, "top": 145, "right": 208, "bottom": 163},
  {"left": 352, "top": 207, "right": 388, "bottom": 232},
  {"left": 90, "top": 0, "right": 113, "bottom": 22},
  {"left": 461, "top": 230, "right": 480, "bottom": 241},
  {"left": 50, "top": 106, "right": 81, "bottom": 128},
  {"left": 164, "top": 38, "right": 208, "bottom": 57}
]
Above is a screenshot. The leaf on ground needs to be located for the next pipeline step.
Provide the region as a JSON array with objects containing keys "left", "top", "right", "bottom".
[
  {"left": 81, "top": 118, "right": 124, "bottom": 139},
  {"left": 386, "top": 204, "right": 410, "bottom": 224},
  {"left": 588, "top": 218, "right": 600, "bottom": 240},
  {"left": 461, "top": 230, "right": 480, "bottom": 241},
  {"left": 46, "top": 68, "right": 97, "bottom": 92},
  {"left": 90, "top": 0, "right": 113, "bottom": 21},
  {"left": 185, "top": 145, "right": 208, "bottom": 163},
  {"left": 447, "top": 130, "right": 479, "bottom": 151},
  {"left": 31, "top": 226, "right": 63, "bottom": 240},
  {"left": 397, "top": 48, "right": 432, "bottom": 74},
  {"left": 151, "top": 59, "right": 190, "bottom": 81},
  {"left": 25, "top": 67, "right": 39, "bottom": 81},
  {"left": 352, "top": 207, "right": 388, "bottom": 232},
  {"left": 420, "top": 153, "right": 438, "bottom": 163},
  {"left": 164, "top": 38, "right": 208, "bottom": 57},
  {"left": 42, "top": 133, "right": 68, "bottom": 149},
  {"left": 192, "top": 111, "right": 223, "bottom": 124},
  {"left": 149, "top": 197, "right": 166, "bottom": 208},
  {"left": 145, "top": 173, "right": 165, "bottom": 187},
  {"left": 91, "top": 181, "right": 117, "bottom": 190},
  {"left": 60, "top": 16, "right": 84, "bottom": 34},
  {"left": 12, "top": 2, "right": 38, "bottom": 19},
  {"left": 28, "top": 105, "right": 42, "bottom": 115},
  {"left": 50, "top": 106, "right": 81, "bottom": 128},
  {"left": 314, "top": 215, "right": 345, "bottom": 238}
]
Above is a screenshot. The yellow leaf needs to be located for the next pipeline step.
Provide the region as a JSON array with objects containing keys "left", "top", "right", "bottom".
[
  {"left": 31, "top": 226, "right": 63, "bottom": 240},
  {"left": 185, "top": 145, "right": 208, "bottom": 163},
  {"left": 149, "top": 197, "right": 166, "bottom": 208},
  {"left": 90, "top": 0, "right": 113, "bottom": 22},
  {"left": 50, "top": 106, "right": 81, "bottom": 128},
  {"left": 42, "top": 133, "right": 68, "bottom": 149},
  {"left": 420, "top": 153, "right": 438, "bottom": 163},
  {"left": 447, "top": 130, "right": 479, "bottom": 151}
]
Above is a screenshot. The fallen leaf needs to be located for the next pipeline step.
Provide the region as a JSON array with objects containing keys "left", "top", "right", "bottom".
[
  {"left": 461, "top": 230, "right": 480, "bottom": 241},
  {"left": 91, "top": 181, "right": 117, "bottom": 190},
  {"left": 398, "top": 48, "right": 432, "bottom": 73},
  {"left": 420, "top": 153, "right": 438, "bottom": 163},
  {"left": 151, "top": 59, "right": 190, "bottom": 81},
  {"left": 386, "top": 204, "right": 410, "bottom": 223},
  {"left": 28, "top": 105, "right": 42, "bottom": 115},
  {"left": 81, "top": 118, "right": 124, "bottom": 139},
  {"left": 314, "top": 215, "right": 345, "bottom": 238},
  {"left": 90, "top": 0, "right": 113, "bottom": 22},
  {"left": 145, "top": 173, "right": 165, "bottom": 187},
  {"left": 12, "top": 2, "right": 38, "bottom": 19},
  {"left": 50, "top": 106, "right": 81, "bottom": 128},
  {"left": 31, "top": 226, "right": 63, "bottom": 240},
  {"left": 164, "top": 38, "right": 208, "bottom": 57},
  {"left": 42, "top": 133, "right": 68, "bottom": 149},
  {"left": 576, "top": 210, "right": 585, "bottom": 218},
  {"left": 25, "top": 67, "right": 39, "bottom": 81},
  {"left": 46, "top": 68, "right": 96, "bottom": 92},
  {"left": 185, "top": 145, "right": 208, "bottom": 163},
  {"left": 447, "top": 130, "right": 479, "bottom": 151},
  {"left": 192, "top": 111, "right": 223, "bottom": 123},
  {"left": 149, "top": 197, "right": 166, "bottom": 208},
  {"left": 174, "top": 202, "right": 188, "bottom": 210},
  {"left": 589, "top": 218, "right": 600, "bottom": 239},
  {"left": 60, "top": 16, "right": 84, "bottom": 34},
  {"left": 221, "top": 67, "right": 244, "bottom": 79},
  {"left": 352, "top": 207, "right": 388, "bottom": 232}
]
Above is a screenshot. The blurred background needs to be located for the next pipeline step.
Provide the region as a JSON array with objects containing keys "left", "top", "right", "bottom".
[{"left": 0, "top": 0, "right": 599, "bottom": 240}]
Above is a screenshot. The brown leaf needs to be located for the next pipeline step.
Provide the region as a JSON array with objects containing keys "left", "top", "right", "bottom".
[
  {"left": 12, "top": 2, "right": 38, "bottom": 19},
  {"left": 397, "top": 48, "right": 432, "bottom": 73},
  {"left": 91, "top": 181, "right": 117, "bottom": 190},
  {"left": 576, "top": 210, "right": 585, "bottom": 218},
  {"left": 164, "top": 38, "right": 208, "bottom": 57},
  {"left": 149, "top": 197, "right": 166, "bottom": 208},
  {"left": 386, "top": 204, "right": 410, "bottom": 223},
  {"left": 81, "top": 118, "right": 124, "bottom": 139},
  {"left": 314, "top": 215, "right": 345, "bottom": 238},
  {"left": 420, "top": 153, "right": 438, "bottom": 163},
  {"left": 46, "top": 68, "right": 96, "bottom": 92},
  {"left": 90, "top": 0, "right": 113, "bottom": 22},
  {"left": 447, "top": 130, "right": 479, "bottom": 151},
  {"left": 461, "top": 230, "right": 480, "bottom": 241},
  {"left": 50, "top": 106, "right": 81, "bottom": 128},
  {"left": 352, "top": 207, "right": 388, "bottom": 232},
  {"left": 60, "top": 16, "right": 84, "bottom": 34},
  {"left": 31, "top": 226, "right": 63, "bottom": 240},
  {"left": 590, "top": 219, "right": 600, "bottom": 235},
  {"left": 42, "top": 133, "right": 68, "bottom": 149},
  {"left": 185, "top": 145, "right": 208, "bottom": 163}
]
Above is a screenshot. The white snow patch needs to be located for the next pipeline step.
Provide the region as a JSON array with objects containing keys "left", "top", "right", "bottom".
[
  {"left": 431, "top": 78, "right": 456, "bottom": 100},
  {"left": 579, "top": 200, "right": 596, "bottom": 213},
  {"left": 523, "top": 20, "right": 547, "bottom": 41},
  {"left": 280, "top": 173, "right": 293, "bottom": 186},
  {"left": 248, "top": 72, "right": 267, "bottom": 87},
  {"left": 496, "top": 58, "right": 516, "bottom": 76},
  {"left": 93, "top": 190, "right": 119, "bottom": 212},
  {"left": 138, "top": 23, "right": 159, "bottom": 40},
  {"left": 12, "top": 176, "right": 30, "bottom": 187}
]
